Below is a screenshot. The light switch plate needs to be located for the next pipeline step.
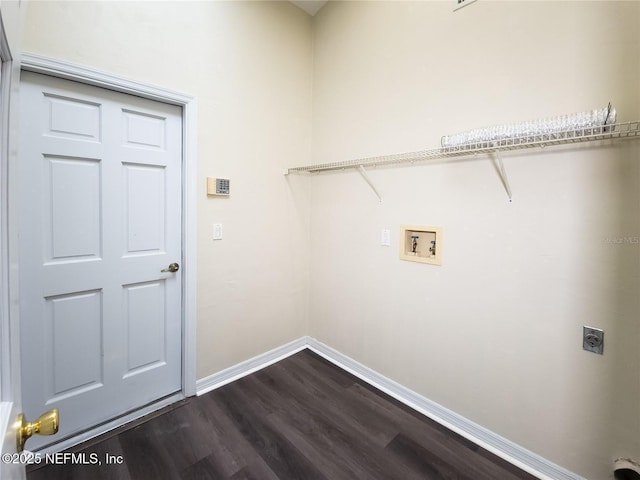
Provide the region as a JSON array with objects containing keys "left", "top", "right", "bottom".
[
  {"left": 213, "top": 223, "right": 223, "bottom": 240},
  {"left": 381, "top": 229, "right": 391, "bottom": 246}
]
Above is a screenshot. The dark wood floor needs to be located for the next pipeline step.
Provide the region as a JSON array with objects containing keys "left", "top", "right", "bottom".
[{"left": 28, "top": 350, "right": 538, "bottom": 480}]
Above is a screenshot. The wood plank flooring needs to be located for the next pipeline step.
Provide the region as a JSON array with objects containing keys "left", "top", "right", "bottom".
[{"left": 27, "top": 350, "right": 538, "bottom": 480}]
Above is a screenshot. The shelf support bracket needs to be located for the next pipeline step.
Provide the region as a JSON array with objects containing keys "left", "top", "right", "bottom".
[
  {"left": 357, "top": 165, "right": 383, "bottom": 203},
  {"left": 492, "top": 149, "right": 513, "bottom": 202}
]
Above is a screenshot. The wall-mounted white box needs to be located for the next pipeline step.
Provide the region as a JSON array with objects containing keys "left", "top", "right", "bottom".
[{"left": 399, "top": 225, "right": 442, "bottom": 265}]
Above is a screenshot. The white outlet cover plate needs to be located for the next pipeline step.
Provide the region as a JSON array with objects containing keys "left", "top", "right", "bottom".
[{"left": 381, "top": 229, "right": 391, "bottom": 246}]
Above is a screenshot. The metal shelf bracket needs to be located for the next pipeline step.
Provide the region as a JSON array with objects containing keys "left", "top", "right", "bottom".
[
  {"left": 492, "top": 149, "right": 513, "bottom": 202},
  {"left": 357, "top": 165, "right": 383, "bottom": 202}
]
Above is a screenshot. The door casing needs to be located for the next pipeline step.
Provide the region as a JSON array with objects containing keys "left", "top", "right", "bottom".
[
  {"left": 1, "top": 6, "right": 26, "bottom": 480},
  {"left": 9, "top": 53, "right": 198, "bottom": 453}
]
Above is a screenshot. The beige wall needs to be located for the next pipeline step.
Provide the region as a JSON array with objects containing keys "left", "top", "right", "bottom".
[
  {"left": 1, "top": 0, "right": 25, "bottom": 48},
  {"left": 22, "top": 0, "right": 313, "bottom": 377},
  {"left": 19, "top": 0, "right": 640, "bottom": 478},
  {"left": 309, "top": 2, "right": 640, "bottom": 479}
]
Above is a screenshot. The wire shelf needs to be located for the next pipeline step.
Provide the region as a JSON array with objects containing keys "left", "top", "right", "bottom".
[{"left": 285, "top": 121, "right": 640, "bottom": 174}]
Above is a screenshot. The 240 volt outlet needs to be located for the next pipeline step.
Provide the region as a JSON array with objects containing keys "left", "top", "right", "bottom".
[{"left": 583, "top": 326, "right": 604, "bottom": 355}]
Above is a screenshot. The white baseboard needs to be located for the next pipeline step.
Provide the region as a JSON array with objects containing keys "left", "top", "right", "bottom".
[
  {"left": 196, "top": 336, "right": 308, "bottom": 396},
  {"left": 20, "top": 334, "right": 585, "bottom": 480},
  {"left": 194, "top": 336, "right": 586, "bottom": 479},
  {"left": 305, "top": 337, "right": 585, "bottom": 480}
]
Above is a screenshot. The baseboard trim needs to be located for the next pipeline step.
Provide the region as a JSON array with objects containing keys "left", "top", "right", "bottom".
[
  {"left": 195, "top": 336, "right": 583, "bottom": 479},
  {"left": 305, "top": 337, "right": 585, "bottom": 480},
  {"left": 24, "top": 334, "right": 583, "bottom": 480},
  {"left": 196, "top": 337, "right": 308, "bottom": 396}
]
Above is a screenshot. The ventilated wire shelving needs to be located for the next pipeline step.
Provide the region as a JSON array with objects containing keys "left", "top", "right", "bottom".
[
  {"left": 286, "top": 121, "right": 640, "bottom": 174},
  {"left": 284, "top": 121, "right": 640, "bottom": 202}
]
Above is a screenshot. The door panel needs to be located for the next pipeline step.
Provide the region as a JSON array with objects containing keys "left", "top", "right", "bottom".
[
  {"left": 46, "top": 290, "right": 103, "bottom": 402},
  {"left": 123, "top": 280, "right": 166, "bottom": 374},
  {"left": 46, "top": 156, "right": 102, "bottom": 261},
  {"left": 45, "top": 92, "right": 102, "bottom": 141},
  {"left": 19, "top": 72, "right": 183, "bottom": 450},
  {"left": 123, "top": 163, "right": 166, "bottom": 253},
  {"left": 122, "top": 109, "right": 166, "bottom": 149}
]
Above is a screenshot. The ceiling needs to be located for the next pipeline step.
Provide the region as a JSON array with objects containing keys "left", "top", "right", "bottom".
[{"left": 290, "top": 0, "right": 328, "bottom": 16}]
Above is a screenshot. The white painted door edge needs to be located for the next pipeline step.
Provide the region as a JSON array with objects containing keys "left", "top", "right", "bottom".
[{"left": 1, "top": 7, "right": 26, "bottom": 479}]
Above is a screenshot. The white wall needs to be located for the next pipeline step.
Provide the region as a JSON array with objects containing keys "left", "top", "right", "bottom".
[
  {"left": 309, "top": 2, "right": 640, "bottom": 479},
  {"left": 22, "top": 0, "right": 313, "bottom": 378}
]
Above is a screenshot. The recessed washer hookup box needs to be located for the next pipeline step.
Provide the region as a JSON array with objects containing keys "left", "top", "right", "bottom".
[{"left": 400, "top": 225, "right": 442, "bottom": 265}]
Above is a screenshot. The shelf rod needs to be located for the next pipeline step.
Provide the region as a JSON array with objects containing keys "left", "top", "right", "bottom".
[{"left": 357, "top": 165, "right": 383, "bottom": 202}]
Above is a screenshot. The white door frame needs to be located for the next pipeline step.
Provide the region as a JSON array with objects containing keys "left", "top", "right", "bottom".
[
  {"left": 0, "top": 8, "right": 15, "bottom": 406},
  {"left": 1, "top": 7, "right": 26, "bottom": 479},
  {"left": 15, "top": 53, "right": 198, "bottom": 447}
]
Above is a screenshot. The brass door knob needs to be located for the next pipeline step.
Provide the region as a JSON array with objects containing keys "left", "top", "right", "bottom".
[
  {"left": 16, "top": 408, "right": 59, "bottom": 452},
  {"left": 161, "top": 262, "right": 180, "bottom": 273}
]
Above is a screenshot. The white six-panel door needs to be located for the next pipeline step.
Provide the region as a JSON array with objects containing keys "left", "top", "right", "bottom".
[{"left": 19, "top": 72, "right": 183, "bottom": 449}]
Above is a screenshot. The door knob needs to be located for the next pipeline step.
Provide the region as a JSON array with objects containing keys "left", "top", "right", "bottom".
[
  {"left": 16, "top": 408, "right": 59, "bottom": 452},
  {"left": 161, "top": 262, "right": 180, "bottom": 273}
]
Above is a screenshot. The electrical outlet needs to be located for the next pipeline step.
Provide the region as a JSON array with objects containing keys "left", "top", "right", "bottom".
[{"left": 583, "top": 326, "right": 604, "bottom": 355}]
